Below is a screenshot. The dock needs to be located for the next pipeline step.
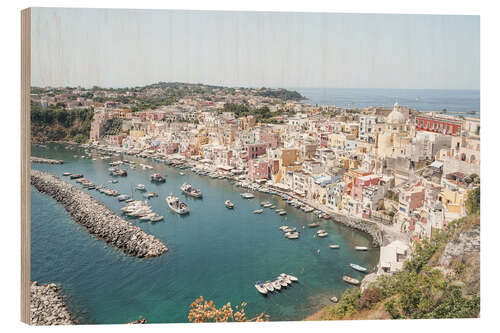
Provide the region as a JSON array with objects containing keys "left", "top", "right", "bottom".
[{"left": 31, "top": 156, "right": 64, "bottom": 164}]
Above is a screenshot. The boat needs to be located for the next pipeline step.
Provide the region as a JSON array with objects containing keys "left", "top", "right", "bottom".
[
  {"left": 287, "top": 233, "right": 300, "bottom": 239},
  {"left": 150, "top": 173, "right": 166, "bottom": 183},
  {"left": 355, "top": 246, "right": 369, "bottom": 251},
  {"left": 70, "top": 174, "right": 83, "bottom": 179},
  {"left": 166, "top": 195, "right": 190, "bottom": 215},
  {"left": 279, "top": 226, "right": 288, "bottom": 231},
  {"left": 241, "top": 193, "right": 255, "bottom": 199},
  {"left": 109, "top": 179, "right": 119, "bottom": 184},
  {"left": 136, "top": 184, "right": 146, "bottom": 192},
  {"left": 303, "top": 206, "right": 314, "bottom": 213},
  {"left": 263, "top": 281, "right": 274, "bottom": 292},
  {"left": 114, "top": 169, "right": 127, "bottom": 177},
  {"left": 150, "top": 215, "right": 164, "bottom": 222},
  {"left": 308, "top": 222, "right": 320, "bottom": 228},
  {"left": 255, "top": 282, "right": 268, "bottom": 295},
  {"left": 117, "top": 194, "right": 130, "bottom": 201},
  {"left": 317, "top": 232, "right": 328, "bottom": 237},
  {"left": 62, "top": 172, "right": 71, "bottom": 176},
  {"left": 280, "top": 273, "right": 297, "bottom": 282},
  {"left": 277, "top": 277, "right": 288, "bottom": 287},
  {"left": 272, "top": 280, "right": 281, "bottom": 290},
  {"left": 180, "top": 183, "right": 203, "bottom": 198},
  {"left": 279, "top": 274, "right": 292, "bottom": 284},
  {"left": 329, "top": 244, "right": 340, "bottom": 249},
  {"left": 144, "top": 192, "right": 159, "bottom": 199},
  {"left": 253, "top": 209, "right": 263, "bottom": 214},
  {"left": 225, "top": 200, "right": 234, "bottom": 209},
  {"left": 330, "top": 296, "right": 338, "bottom": 303},
  {"left": 350, "top": 263, "right": 368, "bottom": 272},
  {"left": 179, "top": 172, "right": 185, "bottom": 176},
  {"left": 342, "top": 275, "right": 360, "bottom": 285},
  {"left": 279, "top": 211, "right": 287, "bottom": 215}
]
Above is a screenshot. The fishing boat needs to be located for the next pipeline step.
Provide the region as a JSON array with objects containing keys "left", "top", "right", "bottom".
[
  {"left": 318, "top": 232, "right": 328, "bottom": 237},
  {"left": 150, "top": 173, "right": 166, "bottom": 183},
  {"left": 166, "top": 195, "right": 190, "bottom": 215},
  {"left": 70, "top": 174, "right": 83, "bottom": 179},
  {"left": 255, "top": 282, "right": 268, "bottom": 295},
  {"left": 287, "top": 233, "right": 300, "bottom": 239},
  {"left": 272, "top": 280, "right": 282, "bottom": 290},
  {"left": 225, "top": 200, "right": 234, "bottom": 209},
  {"left": 355, "top": 246, "right": 369, "bottom": 251},
  {"left": 150, "top": 215, "right": 164, "bottom": 222},
  {"left": 350, "top": 263, "right": 368, "bottom": 272},
  {"left": 135, "top": 184, "right": 146, "bottom": 192},
  {"left": 308, "top": 222, "right": 320, "bottom": 228},
  {"left": 180, "top": 183, "right": 203, "bottom": 198},
  {"left": 329, "top": 244, "right": 340, "bottom": 249},
  {"left": 241, "top": 193, "right": 255, "bottom": 199},
  {"left": 264, "top": 281, "right": 274, "bottom": 292},
  {"left": 62, "top": 172, "right": 71, "bottom": 176},
  {"left": 279, "top": 211, "right": 287, "bottom": 215},
  {"left": 253, "top": 209, "right": 263, "bottom": 214},
  {"left": 342, "top": 275, "right": 360, "bottom": 285}
]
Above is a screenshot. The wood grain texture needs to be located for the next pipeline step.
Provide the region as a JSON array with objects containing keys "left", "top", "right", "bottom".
[{"left": 21, "top": 7, "right": 31, "bottom": 325}]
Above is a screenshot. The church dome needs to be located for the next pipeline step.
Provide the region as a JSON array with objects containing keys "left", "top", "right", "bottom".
[{"left": 387, "top": 102, "right": 406, "bottom": 124}]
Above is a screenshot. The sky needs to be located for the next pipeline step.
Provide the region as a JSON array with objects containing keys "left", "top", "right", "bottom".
[{"left": 30, "top": 8, "right": 480, "bottom": 90}]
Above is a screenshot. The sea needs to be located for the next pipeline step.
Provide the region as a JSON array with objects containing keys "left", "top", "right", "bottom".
[
  {"left": 30, "top": 143, "right": 379, "bottom": 324},
  {"left": 294, "top": 88, "right": 480, "bottom": 117}
]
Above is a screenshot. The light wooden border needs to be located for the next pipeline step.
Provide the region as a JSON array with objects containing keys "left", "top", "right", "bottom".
[{"left": 21, "top": 7, "right": 31, "bottom": 325}]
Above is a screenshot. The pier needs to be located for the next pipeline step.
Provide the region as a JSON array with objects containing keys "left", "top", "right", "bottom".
[
  {"left": 30, "top": 170, "right": 168, "bottom": 258},
  {"left": 31, "top": 156, "right": 64, "bottom": 164}
]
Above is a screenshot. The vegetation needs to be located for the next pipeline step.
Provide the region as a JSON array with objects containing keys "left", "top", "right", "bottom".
[
  {"left": 465, "top": 186, "right": 480, "bottom": 215},
  {"left": 320, "top": 215, "right": 480, "bottom": 321},
  {"left": 223, "top": 103, "right": 291, "bottom": 123},
  {"left": 103, "top": 118, "right": 123, "bottom": 136},
  {"left": 255, "top": 88, "right": 304, "bottom": 101},
  {"left": 31, "top": 102, "right": 94, "bottom": 143},
  {"left": 187, "top": 296, "right": 269, "bottom": 323}
]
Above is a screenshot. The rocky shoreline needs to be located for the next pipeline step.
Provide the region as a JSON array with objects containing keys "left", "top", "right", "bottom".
[
  {"left": 30, "top": 281, "right": 73, "bottom": 325},
  {"left": 328, "top": 212, "right": 384, "bottom": 247},
  {"left": 31, "top": 169, "right": 168, "bottom": 258},
  {"left": 31, "top": 156, "right": 64, "bottom": 164}
]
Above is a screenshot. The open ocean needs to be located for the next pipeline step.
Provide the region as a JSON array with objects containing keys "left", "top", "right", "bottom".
[
  {"left": 294, "top": 88, "right": 480, "bottom": 117},
  {"left": 30, "top": 143, "right": 379, "bottom": 324}
]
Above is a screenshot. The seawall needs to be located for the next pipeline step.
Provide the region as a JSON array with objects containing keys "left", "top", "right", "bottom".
[
  {"left": 31, "top": 156, "right": 64, "bottom": 164},
  {"left": 328, "top": 211, "right": 383, "bottom": 247},
  {"left": 30, "top": 281, "right": 73, "bottom": 325},
  {"left": 30, "top": 169, "right": 168, "bottom": 258}
]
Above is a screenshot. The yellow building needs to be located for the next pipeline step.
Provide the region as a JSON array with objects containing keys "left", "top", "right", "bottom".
[{"left": 129, "top": 129, "right": 145, "bottom": 138}]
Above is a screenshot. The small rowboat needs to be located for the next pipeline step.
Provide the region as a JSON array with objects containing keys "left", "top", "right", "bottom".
[
  {"left": 350, "top": 263, "right": 368, "bottom": 272},
  {"left": 308, "top": 222, "right": 320, "bottom": 228},
  {"left": 329, "top": 244, "right": 340, "bottom": 249},
  {"left": 253, "top": 209, "right": 263, "bottom": 214},
  {"left": 355, "top": 246, "right": 369, "bottom": 251},
  {"left": 255, "top": 282, "right": 268, "bottom": 295},
  {"left": 343, "top": 275, "right": 360, "bottom": 285}
]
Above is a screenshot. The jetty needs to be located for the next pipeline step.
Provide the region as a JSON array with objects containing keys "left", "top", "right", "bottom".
[
  {"left": 30, "top": 156, "right": 64, "bottom": 164},
  {"left": 30, "top": 170, "right": 168, "bottom": 258},
  {"left": 30, "top": 281, "right": 73, "bottom": 325}
]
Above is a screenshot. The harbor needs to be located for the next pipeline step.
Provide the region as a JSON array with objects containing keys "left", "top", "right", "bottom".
[{"left": 30, "top": 143, "right": 379, "bottom": 324}]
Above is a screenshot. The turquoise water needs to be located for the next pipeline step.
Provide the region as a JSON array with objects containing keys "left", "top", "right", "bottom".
[{"left": 30, "top": 143, "right": 379, "bottom": 324}]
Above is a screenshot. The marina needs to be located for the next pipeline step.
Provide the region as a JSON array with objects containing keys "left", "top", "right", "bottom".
[{"left": 30, "top": 143, "right": 378, "bottom": 323}]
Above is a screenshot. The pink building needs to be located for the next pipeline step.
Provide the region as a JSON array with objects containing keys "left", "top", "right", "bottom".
[
  {"left": 246, "top": 143, "right": 267, "bottom": 159},
  {"left": 108, "top": 134, "right": 127, "bottom": 146},
  {"left": 351, "top": 175, "right": 380, "bottom": 201},
  {"left": 159, "top": 142, "right": 179, "bottom": 155},
  {"left": 248, "top": 159, "right": 271, "bottom": 181},
  {"left": 260, "top": 131, "right": 280, "bottom": 149}
]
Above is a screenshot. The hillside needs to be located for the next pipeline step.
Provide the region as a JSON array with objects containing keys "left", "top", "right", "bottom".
[
  {"left": 307, "top": 213, "right": 480, "bottom": 321},
  {"left": 31, "top": 102, "right": 94, "bottom": 143}
]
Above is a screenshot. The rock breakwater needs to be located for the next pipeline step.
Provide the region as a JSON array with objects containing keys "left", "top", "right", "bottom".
[
  {"left": 30, "top": 281, "right": 73, "bottom": 325},
  {"left": 329, "top": 212, "right": 383, "bottom": 247},
  {"left": 31, "top": 169, "right": 168, "bottom": 258},
  {"left": 31, "top": 156, "right": 64, "bottom": 164}
]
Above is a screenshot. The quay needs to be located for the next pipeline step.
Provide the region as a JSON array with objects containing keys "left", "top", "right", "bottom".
[
  {"left": 31, "top": 156, "right": 64, "bottom": 164},
  {"left": 30, "top": 281, "right": 73, "bottom": 325},
  {"left": 30, "top": 169, "right": 168, "bottom": 258}
]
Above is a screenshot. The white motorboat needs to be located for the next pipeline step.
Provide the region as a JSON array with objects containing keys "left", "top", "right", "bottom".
[
  {"left": 150, "top": 215, "right": 164, "bottom": 222},
  {"left": 279, "top": 225, "right": 288, "bottom": 231},
  {"left": 180, "top": 183, "right": 203, "bottom": 198},
  {"left": 318, "top": 232, "right": 328, "bottom": 237},
  {"left": 286, "top": 274, "right": 298, "bottom": 282},
  {"left": 287, "top": 233, "right": 300, "bottom": 239},
  {"left": 355, "top": 246, "right": 369, "bottom": 251},
  {"left": 329, "top": 244, "right": 340, "bottom": 249},
  {"left": 254, "top": 282, "right": 268, "bottom": 295},
  {"left": 253, "top": 209, "right": 263, "bottom": 214},
  {"left": 277, "top": 277, "right": 288, "bottom": 287},
  {"left": 264, "top": 281, "right": 274, "bottom": 292},
  {"left": 350, "top": 263, "right": 368, "bottom": 272},
  {"left": 279, "top": 210, "right": 287, "bottom": 215},
  {"left": 225, "top": 200, "right": 234, "bottom": 209},
  {"left": 62, "top": 172, "right": 71, "bottom": 176},
  {"left": 241, "top": 193, "right": 255, "bottom": 199},
  {"left": 166, "top": 195, "right": 190, "bottom": 215},
  {"left": 117, "top": 194, "right": 130, "bottom": 201},
  {"left": 279, "top": 274, "right": 293, "bottom": 284},
  {"left": 272, "top": 280, "right": 281, "bottom": 290},
  {"left": 135, "top": 184, "right": 146, "bottom": 191}
]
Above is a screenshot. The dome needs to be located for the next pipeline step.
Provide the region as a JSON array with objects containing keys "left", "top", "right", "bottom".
[{"left": 387, "top": 102, "right": 405, "bottom": 124}]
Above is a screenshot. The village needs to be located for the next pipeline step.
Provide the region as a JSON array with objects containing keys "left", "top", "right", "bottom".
[{"left": 31, "top": 83, "right": 480, "bottom": 277}]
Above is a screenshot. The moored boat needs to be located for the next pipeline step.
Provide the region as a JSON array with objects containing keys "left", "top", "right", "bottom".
[
  {"left": 272, "top": 280, "right": 281, "bottom": 290},
  {"left": 241, "top": 193, "right": 255, "bottom": 199},
  {"left": 355, "top": 246, "right": 369, "bottom": 251},
  {"left": 308, "top": 222, "right": 320, "bottom": 228},
  {"left": 329, "top": 244, "right": 340, "bottom": 249},
  {"left": 180, "top": 183, "right": 203, "bottom": 198},
  {"left": 150, "top": 173, "right": 166, "bottom": 183},
  {"left": 264, "top": 281, "right": 274, "bottom": 292},
  {"left": 166, "top": 194, "right": 190, "bottom": 215},
  {"left": 225, "top": 200, "right": 234, "bottom": 209},
  {"left": 136, "top": 184, "right": 146, "bottom": 192},
  {"left": 253, "top": 209, "right": 263, "bottom": 214},
  {"left": 350, "top": 263, "right": 368, "bottom": 272},
  {"left": 255, "top": 282, "right": 268, "bottom": 295},
  {"left": 62, "top": 172, "right": 71, "bottom": 176},
  {"left": 343, "top": 275, "right": 360, "bottom": 285}
]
